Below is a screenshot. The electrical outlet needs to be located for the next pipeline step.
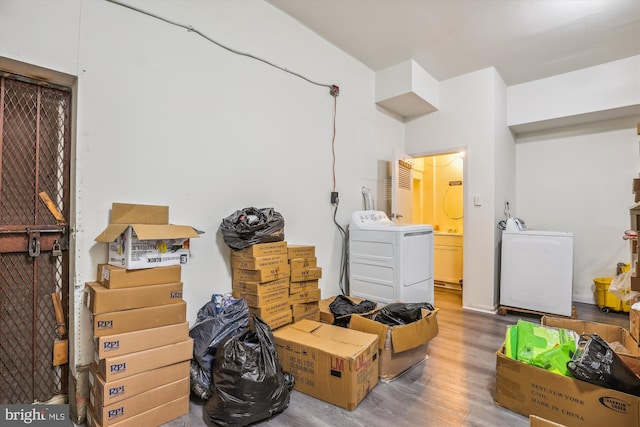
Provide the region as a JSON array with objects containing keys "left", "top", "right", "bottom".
[{"left": 331, "top": 192, "right": 339, "bottom": 204}]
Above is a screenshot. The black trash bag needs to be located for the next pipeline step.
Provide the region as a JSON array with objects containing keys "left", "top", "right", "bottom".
[
  {"left": 204, "top": 316, "right": 292, "bottom": 426},
  {"left": 374, "top": 302, "right": 435, "bottom": 326},
  {"left": 220, "top": 207, "right": 285, "bottom": 251},
  {"left": 189, "top": 298, "right": 250, "bottom": 400},
  {"left": 329, "top": 295, "right": 377, "bottom": 327},
  {"left": 567, "top": 334, "right": 640, "bottom": 396}
]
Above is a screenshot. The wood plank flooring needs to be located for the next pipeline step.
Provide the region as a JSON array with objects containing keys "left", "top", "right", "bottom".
[{"left": 163, "top": 288, "right": 630, "bottom": 427}]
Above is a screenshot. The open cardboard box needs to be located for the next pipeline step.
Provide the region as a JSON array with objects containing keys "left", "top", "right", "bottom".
[
  {"left": 95, "top": 203, "right": 199, "bottom": 270},
  {"left": 495, "top": 316, "right": 640, "bottom": 427},
  {"left": 349, "top": 308, "right": 439, "bottom": 381}
]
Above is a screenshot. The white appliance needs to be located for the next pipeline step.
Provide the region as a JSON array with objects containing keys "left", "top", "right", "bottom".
[
  {"left": 348, "top": 210, "right": 434, "bottom": 305},
  {"left": 500, "top": 218, "right": 574, "bottom": 316}
]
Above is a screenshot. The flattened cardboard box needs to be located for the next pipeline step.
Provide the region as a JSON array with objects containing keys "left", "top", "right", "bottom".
[
  {"left": 85, "top": 281, "right": 183, "bottom": 314},
  {"left": 273, "top": 319, "right": 379, "bottom": 411},
  {"left": 495, "top": 317, "right": 640, "bottom": 427},
  {"left": 95, "top": 202, "right": 199, "bottom": 270},
  {"left": 232, "top": 287, "right": 290, "bottom": 307},
  {"left": 89, "top": 361, "right": 189, "bottom": 407},
  {"left": 234, "top": 241, "right": 287, "bottom": 257},
  {"left": 233, "top": 264, "right": 290, "bottom": 283},
  {"left": 94, "top": 322, "right": 189, "bottom": 360},
  {"left": 90, "top": 377, "right": 189, "bottom": 426},
  {"left": 287, "top": 245, "right": 315, "bottom": 259},
  {"left": 87, "top": 395, "right": 189, "bottom": 427},
  {"left": 349, "top": 309, "right": 439, "bottom": 381},
  {"left": 232, "top": 277, "right": 290, "bottom": 295},
  {"left": 98, "top": 264, "right": 181, "bottom": 289},
  {"left": 231, "top": 254, "right": 288, "bottom": 270},
  {"left": 91, "top": 301, "right": 187, "bottom": 338},
  {"left": 94, "top": 338, "right": 193, "bottom": 382}
]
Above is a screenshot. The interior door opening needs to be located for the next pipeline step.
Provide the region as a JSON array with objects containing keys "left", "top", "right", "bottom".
[{"left": 391, "top": 151, "right": 465, "bottom": 303}]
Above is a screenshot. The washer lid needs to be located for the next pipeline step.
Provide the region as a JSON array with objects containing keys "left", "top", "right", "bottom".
[
  {"left": 350, "top": 211, "right": 433, "bottom": 232},
  {"left": 503, "top": 228, "right": 573, "bottom": 237}
]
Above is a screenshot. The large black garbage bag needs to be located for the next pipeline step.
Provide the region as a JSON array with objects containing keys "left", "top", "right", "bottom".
[
  {"left": 329, "top": 295, "right": 377, "bottom": 327},
  {"left": 189, "top": 298, "right": 250, "bottom": 400},
  {"left": 567, "top": 334, "right": 640, "bottom": 396},
  {"left": 205, "top": 316, "right": 292, "bottom": 426},
  {"left": 374, "top": 302, "right": 435, "bottom": 326},
  {"left": 220, "top": 207, "right": 285, "bottom": 250}
]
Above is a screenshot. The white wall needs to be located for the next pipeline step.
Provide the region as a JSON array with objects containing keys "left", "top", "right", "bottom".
[
  {"left": 407, "top": 67, "right": 508, "bottom": 312},
  {"left": 1, "top": 0, "right": 404, "bottom": 377},
  {"left": 515, "top": 117, "right": 639, "bottom": 303},
  {"left": 508, "top": 56, "right": 640, "bottom": 128}
]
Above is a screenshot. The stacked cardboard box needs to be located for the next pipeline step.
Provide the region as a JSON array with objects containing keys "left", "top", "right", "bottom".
[
  {"left": 231, "top": 241, "right": 293, "bottom": 330},
  {"left": 287, "top": 245, "right": 322, "bottom": 322},
  {"left": 88, "top": 201, "right": 198, "bottom": 427},
  {"left": 85, "top": 264, "right": 193, "bottom": 427}
]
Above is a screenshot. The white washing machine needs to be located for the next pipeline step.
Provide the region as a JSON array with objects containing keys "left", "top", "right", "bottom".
[
  {"left": 348, "top": 210, "right": 434, "bottom": 305},
  {"left": 500, "top": 218, "right": 574, "bottom": 316}
]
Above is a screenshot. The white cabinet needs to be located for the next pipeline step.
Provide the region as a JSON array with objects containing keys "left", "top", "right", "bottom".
[{"left": 434, "top": 234, "right": 463, "bottom": 287}]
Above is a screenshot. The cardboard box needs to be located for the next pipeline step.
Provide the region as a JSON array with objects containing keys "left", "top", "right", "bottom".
[
  {"left": 530, "top": 415, "right": 567, "bottom": 427},
  {"left": 94, "top": 338, "right": 193, "bottom": 381},
  {"left": 249, "top": 300, "right": 291, "bottom": 318},
  {"left": 234, "top": 241, "right": 287, "bottom": 257},
  {"left": 273, "top": 320, "right": 379, "bottom": 410},
  {"left": 631, "top": 302, "right": 640, "bottom": 343},
  {"left": 289, "top": 257, "right": 317, "bottom": 270},
  {"left": 232, "top": 277, "right": 290, "bottom": 295},
  {"left": 91, "top": 301, "right": 187, "bottom": 337},
  {"left": 232, "top": 287, "right": 290, "bottom": 307},
  {"left": 230, "top": 254, "right": 288, "bottom": 270},
  {"left": 87, "top": 394, "right": 188, "bottom": 427},
  {"left": 233, "top": 264, "right": 290, "bottom": 283},
  {"left": 319, "top": 295, "right": 378, "bottom": 325},
  {"left": 495, "top": 317, "right": 640, "bottom": 427},
  {"left": 89, "top": 361, "right": 189, "bottom": 407},
  {"left": 90, "top": 377, "right": 189, "bottom": 426},
  {"left": 293, "top": 309, "right": 320, "bottom": 323},
  {"left": 287, "top": 245, "right": 315, "bottom": 259},
  {"left": 290, "top": 267, "right": 322, "bottom": 283},
  {"left": 95, "top": 203, "right": 199, "bottom": 270},
  {"left": 94, "top": 322, "right": 189, "bottom": 360},
  {"left": 349, "top": 309, "right": 439, "bottom": 381},
  {"left": 289, "top": 280, "right": 319, "bottom": 294},
  {"left": 85, "top": 281, "right": 183, "bottom": 314},
  {"left": 290, "top": 288, "right": 322, "bottom": 304},
  {"left": 292, "top": 301, "right": 320, "bottom": 316},
  {"left": 98, "top": 264, "right": 181, "bottom": 289},
  {"left": 253, "top": 309, "right": 292, "bottom": 330}
]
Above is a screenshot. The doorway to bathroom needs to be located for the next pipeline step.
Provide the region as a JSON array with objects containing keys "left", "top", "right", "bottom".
[{"left": 412, "top": 152, "right": 464, "bottom": 292}]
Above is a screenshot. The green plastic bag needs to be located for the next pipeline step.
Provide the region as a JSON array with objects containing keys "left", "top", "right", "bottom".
[{"left": 503, "top": 320, "right": 577, "bottom": 376}]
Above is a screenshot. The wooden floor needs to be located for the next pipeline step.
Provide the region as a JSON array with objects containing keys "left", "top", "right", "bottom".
[{"left": 164, "top": 288, "right": 630, "bottom": 427}]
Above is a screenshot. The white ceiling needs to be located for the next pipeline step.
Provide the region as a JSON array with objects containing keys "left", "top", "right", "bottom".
[{"left": 267, "top": 0, "right": 640, "bottom": 86}]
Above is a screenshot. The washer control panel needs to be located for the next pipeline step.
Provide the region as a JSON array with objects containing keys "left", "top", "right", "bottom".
[{"left": 350, "top": 210, "right": 392, "bottom": 228}]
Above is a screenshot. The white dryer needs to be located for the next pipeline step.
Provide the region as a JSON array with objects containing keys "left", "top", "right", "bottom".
[
  {"left": 348, "top": 210, "right": 434, "bottom": 305},
  {"left": 500, "top": 218, "right": 574, "bottom": 316}
]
